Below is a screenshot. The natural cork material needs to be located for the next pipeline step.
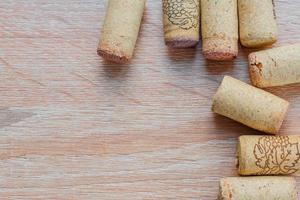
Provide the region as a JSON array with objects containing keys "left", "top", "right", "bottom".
[
  {"left": 97, "top": 0, "right": 146, "bottom": 63},
  {"left": 212, "top": 76, "right": 289, "bottom": 134},
  {"left": 201, "top": 0, "right": 238, "bottom": 60},
  {"left": 239, "top": 0, "right": 277, "bottom": 48},
  {"left": 237, "top": 135, "right": 300, "bottom": 176},
  {"left": 163, "top": 0, "right": 200, "bottom": 48},
  {"left": 249, "top": 44, "right": 300, "bottom": 88},
  {"left": 219, "top": 177, "right": 297, "bottom": 200}
]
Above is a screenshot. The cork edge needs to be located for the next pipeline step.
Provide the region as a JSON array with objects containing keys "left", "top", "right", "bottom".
[
  {"left": 219, "top": 178, "right": 233, "bottom": 200},
  {"left": 165, "top": 38, "right": 199, "bottom": 48},
  {"left": 248, "top": 53, "right": 264, "bottom": 88},
  {"left": 241, "top": 37, "right": 277, "bottom": 48},
  {"left": 211, "top": 76, "right": 227, "bottom": 113},
  {"left": 97, "top": 47, "right": 130, "bottom": 64},
  {"left": 236, "top": 136, "right": 242, "bottom": 175},
  {"left": 203, "top": 38, "right": 238, "bottom": 61},
  {"left": 204, "top": 51, "right": 237, "bottom": 61},
  {"left": 272, "top": 100, "right": 290, "bottom": 134}
]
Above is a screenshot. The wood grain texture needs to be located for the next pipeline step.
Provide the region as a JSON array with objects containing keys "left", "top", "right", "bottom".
[{"left": 0, "top": 0, "right": 299, "bottom": 199}]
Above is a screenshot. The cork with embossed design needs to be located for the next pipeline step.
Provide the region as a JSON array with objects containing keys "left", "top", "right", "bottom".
[
  {"left": 237, "top": 135, "right": 300, "bottom": 176},
  {"left": 163, "top": 0, "right": 200, "bottom": 48}
]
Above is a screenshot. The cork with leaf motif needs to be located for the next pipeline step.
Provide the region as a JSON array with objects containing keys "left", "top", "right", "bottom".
[
  {"left": 163, "top": 0, "right": 200, "bottom": 48},
  {"left": 237, "top": 135, "right": 300, "bottom": 176}
]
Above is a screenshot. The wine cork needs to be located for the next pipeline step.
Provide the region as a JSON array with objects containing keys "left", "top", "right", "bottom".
[
  {"left": 237, "top": 135, "right": 300, "bottom": 175},
  {"left": 249, "top": 44, "right": 300, "bottom": 88},
  {"left": 219, "top": 177, "right": 298, "bottom": 200},
  {"left": 212, "top": 76, "right": 289, "bottom": 134},
  {"left": 163, "top": 0, "right": 200, "bottom": 48},
  {"left": 239, "top": 0, "right": 277, "bottom": 48},
  {"left": 97, "top": 0, "right": 146, "bottom": 63},
  {"left": 201, "top": 0, "right": 238, "bottom": 60}
]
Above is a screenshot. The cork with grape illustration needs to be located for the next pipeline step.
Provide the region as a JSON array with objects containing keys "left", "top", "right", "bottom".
[
  {"left": 98, "top": 0, "right": 146, "bottom": 63},
  {"left": 163, "top": 0, "right": 200, "bottom": 48},
  {"left": 237, "top": 135, "right": 300, "bottom": 176},
  {"left": 219, "top": 177, "right": 298, "bottom": 200}
]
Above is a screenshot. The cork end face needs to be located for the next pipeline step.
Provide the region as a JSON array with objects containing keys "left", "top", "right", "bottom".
[
  {"left": 236, "top": 136, "right": 248, "bottom": 175},
  {"left": 165, "top": 38, "right": 198, "bottom": 48},
  {"left": 248, "top": 53, "right": 264, "bottom": 88},
  {"left": 212, "top": 76, "right": 231, "bottom": 114},
  {"left": 203, "top": 38, "right": 238, "bottom": 61},
  {"left": 241, "top": 36, "right": 277, "bottom": 48},
  {"left": 203, "top": 51, "right": 237, "bottom": 61},
  {"left": 97, "top": 48, "right": 130, "bottom": 64},
  {"left": 273, "top": 101, "right": 290, "bottom": 134},
  {"left": 219, "top": 178, "right": 232, "bottom": 200}
]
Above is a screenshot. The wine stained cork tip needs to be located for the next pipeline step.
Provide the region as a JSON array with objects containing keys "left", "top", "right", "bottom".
[{"left": 163, "top": 0, "right": 200, "bottom": 48}]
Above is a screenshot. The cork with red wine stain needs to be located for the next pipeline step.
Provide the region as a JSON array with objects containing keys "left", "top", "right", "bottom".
[
  {"left": 201, "top": 0, "right": 238, "bottom": 60},
  {"left": 163, "top": 0, "right": 200, "bottom": 48}
]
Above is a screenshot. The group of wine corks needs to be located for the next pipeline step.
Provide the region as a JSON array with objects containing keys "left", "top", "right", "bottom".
[
  {"left": 163, "top": 0, "right": 278, "bottom": 61},
  {"left": 207, "top": 0, "right": 300, "bottom": 197},
  {"left": 218, "top": 136, "right": 300, "bottom": 200},
  {"left": 213, "top": 76, "right": 299, "bottom": 199},
  {"left": 97, "top": 0, "right": 300, "bottom": 199}
]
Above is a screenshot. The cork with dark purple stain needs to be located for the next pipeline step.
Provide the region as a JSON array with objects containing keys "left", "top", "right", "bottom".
[{"left": 163, "top": 0, "right": 200, "bottom": 48}]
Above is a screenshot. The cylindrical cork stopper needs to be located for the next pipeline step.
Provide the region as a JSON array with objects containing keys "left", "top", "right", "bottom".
[
  {"left": 97, "top": 0, "right": 146, "bottom": 63},
  {"left": 212, "top": 76, "right": 289, "bottom": 134},
  {"left": 249, "top": 44, "right": 300, "bottom": 88},
  {"left": 239, "top": 0, "right": 277, "bottom": 48},
  {"left": 201, "top": 0, "right": 238, "bottom": 60},
  {"left": 237, "top": 135, "right": 300, "bottom": 175},
  {"left": 163, "top": 0, "right": 200, "bottom": 48},
  {"left": 219, "top": 177, "right": 298, "bottom": 200}
]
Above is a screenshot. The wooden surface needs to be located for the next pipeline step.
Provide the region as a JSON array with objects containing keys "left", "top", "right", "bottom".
[{"left": 0, "top": 0, "right": 300, "bottom": 199}]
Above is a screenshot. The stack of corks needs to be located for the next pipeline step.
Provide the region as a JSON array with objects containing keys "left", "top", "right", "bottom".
[{"left": 97, "top": 0, "right": 300, "bottom": 199}]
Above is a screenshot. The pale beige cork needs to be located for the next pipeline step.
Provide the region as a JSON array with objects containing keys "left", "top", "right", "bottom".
[
  {"left": 249, "top": 44, "right": 300, "bottom": 88},
  {"left": 237, "top": 135, "right": 300, "bottom": 176},
  {"left": 212, "top": 76, "right": 289, "bottom": 134},
  {"left": 201, "top": 0, "right": 238, "bottom": 60},
  {"left": 163, "top": 0, "right": 200, "bottom": 48},
  {"left": 219, "top": 177, "right": 298, "bottom": 200},
  {"left": 97, "top": 0, "right": 146, "bottom": 64},
  {"left": 239, "top": 0, "right": 277, "bottom": 48}
]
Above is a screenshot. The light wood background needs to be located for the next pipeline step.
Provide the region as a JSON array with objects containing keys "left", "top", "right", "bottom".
[{"left": 0, "top": 0, "right": 300, "bottom": 199}]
